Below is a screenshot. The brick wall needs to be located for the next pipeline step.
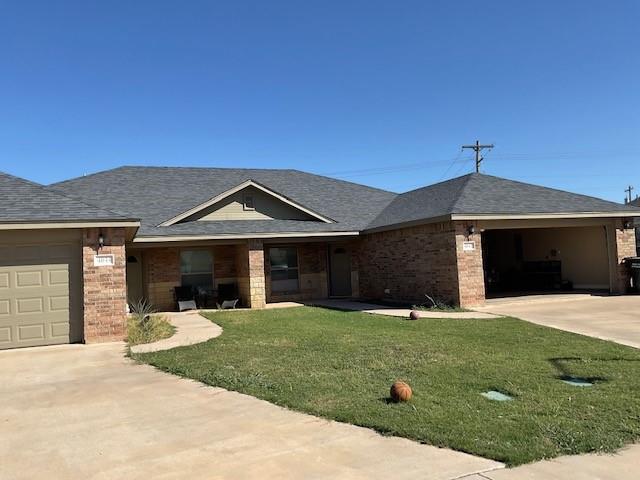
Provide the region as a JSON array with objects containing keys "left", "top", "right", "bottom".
[
  {"left": 144, "top": 246, "right": 180, "bottom": 311},
  {"left": 82, "top": 227, "right": 127, "bottom": 343},
  {"left": 248, "top": 239, "right": 266, "bottom": 308},
  {"left": 613, "top": 224, "right": 637, "bottom": 293},
  {"left": 357, "top": 222, "right": 461, "bottom": 305},
  {"left": 454, "top": 222, "right": 486, "bottom": 306},
  {"left": 235, "top": 242, "right": 251, "bottom": 307}
]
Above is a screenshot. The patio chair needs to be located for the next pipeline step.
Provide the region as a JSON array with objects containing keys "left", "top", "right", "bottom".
[
  {"left": 174, "top": 286, "right": 197, "bottom": 312},
  {"left": 216, "top": 282, "right": 239, "bottom": 309}
]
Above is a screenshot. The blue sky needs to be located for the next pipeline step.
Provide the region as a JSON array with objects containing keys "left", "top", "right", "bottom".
[{"left": 1, "top": 1, "right": 638, "bottom": 202}]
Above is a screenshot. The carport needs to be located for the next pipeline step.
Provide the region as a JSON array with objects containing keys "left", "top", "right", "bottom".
[{"left": 475, "top": 217, "right": 635, "bottom": 300}]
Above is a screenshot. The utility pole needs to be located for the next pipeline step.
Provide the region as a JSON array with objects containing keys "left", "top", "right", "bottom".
[
  {"left": 462, "top": 140, "right": 494, "bottom": 173},
  {"left": 624, "top": 185, "right": 634, "bottom": 204}
]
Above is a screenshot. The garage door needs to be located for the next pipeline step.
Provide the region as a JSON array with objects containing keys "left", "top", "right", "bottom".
[{"left": 0, "top": 230, "right": 82, "bottom": 349}]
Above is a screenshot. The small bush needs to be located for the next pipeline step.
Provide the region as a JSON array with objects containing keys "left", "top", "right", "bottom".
[
  {"left": 127, "top": 299, "right": 175, "bottom": 345},
  {"left": 412, "top": 294, "right": 469, "bottom": 312}
]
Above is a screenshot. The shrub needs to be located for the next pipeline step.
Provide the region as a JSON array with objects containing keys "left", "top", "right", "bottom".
[{"left": 127, "top": 299, "right": 175, "bottom": 345}]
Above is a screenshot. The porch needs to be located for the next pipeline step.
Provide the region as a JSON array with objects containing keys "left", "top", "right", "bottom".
[{"left": 125, "top": 239, "right": 359, "bottom": 311}]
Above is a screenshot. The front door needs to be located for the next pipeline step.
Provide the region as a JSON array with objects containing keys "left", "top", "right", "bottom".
[{"left": 329, "top": 246, "right": 352, "bottom": 297}]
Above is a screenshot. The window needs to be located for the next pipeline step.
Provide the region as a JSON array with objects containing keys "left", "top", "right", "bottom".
[
  {"left": 269, "top": 247, "right": 299, "bottom": 292},
  {"left": 180, "top": 250, "right": 213, "bottom": 292},
  {"left": 243, "top": 194, "right": 255, "bottom": 211}
]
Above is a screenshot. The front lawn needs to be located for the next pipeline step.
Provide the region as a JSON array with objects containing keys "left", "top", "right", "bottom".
[{"left": 134, "top": 307, "right": 640, "bottom": 465}]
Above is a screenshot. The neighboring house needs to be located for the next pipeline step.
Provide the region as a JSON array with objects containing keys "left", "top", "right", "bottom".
[{"left": 1, "top": 166, "right": 639, "bottom": 350}]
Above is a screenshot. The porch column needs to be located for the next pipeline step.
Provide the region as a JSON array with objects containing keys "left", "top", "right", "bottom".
[
  {"left": 453, "top": 221, "right": 486, "bottom": 307},
  {"left": 607, "top": 220, "right": 637, "bottom": 294},
  {"left": 248, "top": 239, "right": 267, "bottom": 308}
]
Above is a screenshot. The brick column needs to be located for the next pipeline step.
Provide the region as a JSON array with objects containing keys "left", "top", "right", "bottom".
[
  {"left": 82, "top": 227, "right": 127, "bottom": 343},
  {"left": 248, "top": 239, "right": 266, "bottom": 308},
  {"left": 610, "top": 221, "right": 637, "bottom": 294},
  {"left": 453, "top": 221, "right": 486, "bottom": 307}
]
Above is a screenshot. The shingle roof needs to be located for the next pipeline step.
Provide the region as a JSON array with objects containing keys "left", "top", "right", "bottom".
[
  {"left": 49, "top": 168, "right": 640, "bottom": 238},
  {"left": 366, "top": 173, "right": 640, "bottom": 231},
  {"left": 50, "top": 166, "right": 397, "bottom": 237},
  {"left": 630, "top": 197, "right": 640, "bottom": 207},
  {"left": 0, "top": 171, "right": 134, "bottom": 223}
]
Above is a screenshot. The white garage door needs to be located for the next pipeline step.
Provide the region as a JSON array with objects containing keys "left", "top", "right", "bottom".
[{"left": 0, "top": 230, "right": 82, "bottom": 349}]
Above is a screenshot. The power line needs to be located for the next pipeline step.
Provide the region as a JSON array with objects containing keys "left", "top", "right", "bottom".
[{"left": 319, "top": 152, "right": 469, "bottom": 178}]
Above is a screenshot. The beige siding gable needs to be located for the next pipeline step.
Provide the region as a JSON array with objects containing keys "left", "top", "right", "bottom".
[{"left": 183, "top": 186, "right": 317, "bottom": 222}]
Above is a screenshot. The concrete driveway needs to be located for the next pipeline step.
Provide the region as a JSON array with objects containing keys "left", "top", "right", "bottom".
[
  {"left": 0, "top": 342, "right": 502, "bottom": 480},
  {"left": 476, "top": 294, "right": 640, "bottom": 349}
]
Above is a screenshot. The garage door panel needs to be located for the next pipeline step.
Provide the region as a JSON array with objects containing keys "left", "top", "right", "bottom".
[
  {"left": 16, "top": 297, "right": 44, "bottom": 314},
  {"left": 48, "top": 269, "right": 69, "bottom": 285},
  {"left": 49, "top": 295, "right": 69, "bottom": 311},
  {"left": 0, "top": 233, "right": 81, "bottom": 349},
  {"left": 18, "top": 323, "right": 45, "bottom": 341},
  {"left": 50, "top": 322, "right": 69, "bottom": 338},
  {"left": 16, "top": 270, "right": 44, "bottom": 287},
  {"left": 0, "top": 326, "right": 10, "bottom": 343}
]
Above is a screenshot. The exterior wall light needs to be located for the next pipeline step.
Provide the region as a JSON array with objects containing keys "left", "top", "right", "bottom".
[
  {"left": 623, "top": 220, "right": 632, "bottom": 230},
  {"left": 467, "top": 225, "right": 476, "bottom": 236},
  {"left": 98, "top": 232, "right": 105, "bottom": 250}
]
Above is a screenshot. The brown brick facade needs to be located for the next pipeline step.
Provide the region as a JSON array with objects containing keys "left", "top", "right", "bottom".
[
  {"left": 356, "top": 221, "right": 486, "bottom": 307},
  {"left": 143, "top": 246, "right": 180, "bottom": 311},
  {"left": 454, "top": 222, "right": 486, "bottom": 306},
  {"left": 82, "top": 227, "right": 127, "bottom": 343},
  {"left": 357, "top": 222, "right": 462, "bottom": 305}
]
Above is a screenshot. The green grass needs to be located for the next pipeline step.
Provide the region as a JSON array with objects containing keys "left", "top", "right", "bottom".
[
  {"left": 126, "top": 314, "right": 175, "bottom": 346},
  {"left": 134, "top": 307, "right": 640, "bottom": 465}
]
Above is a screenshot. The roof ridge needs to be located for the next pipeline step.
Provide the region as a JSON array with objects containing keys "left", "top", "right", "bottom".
[
  {"left": 399, "top": 172, "right": 475, "bottom": 195},
  {"left": 449, "top": 173, "right": 481, "bottom": 212},
  {"left": 292, "top": 169, "right": 398, "bottom": 195}
]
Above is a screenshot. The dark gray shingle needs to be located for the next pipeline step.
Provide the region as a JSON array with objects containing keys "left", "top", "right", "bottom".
[
  {"left": 367, "top": 173, "right": 640, "bottom": 231},
  {"left": 0, "top": 171, "right": 133, "bottom": 223},
  {"left": 50, "top": 166, "right": 396, "bottom": 236},
  {"left": 49, "top": 168, "right": 640, "bottom": 237}
]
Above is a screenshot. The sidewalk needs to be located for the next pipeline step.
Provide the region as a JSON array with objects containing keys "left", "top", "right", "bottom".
[{"left": 308, "top": 299, "right": 502, "bottom": 319}]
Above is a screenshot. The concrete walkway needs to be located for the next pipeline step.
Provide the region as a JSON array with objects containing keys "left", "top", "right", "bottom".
[
  {"left": 309, "top": 299, "right": 502, "bottom": 319},
  {"left": 460, "top": 444, "right": 640, "bottom": 479},
  {"left": 0, "top": 342, "right": 503, "bottom": 479},
  {"left": 130, "top": 311, "right": 222, "bottom": 354},
  {"left": 475, "top": 294, "right": 640, "bottom": 349}
]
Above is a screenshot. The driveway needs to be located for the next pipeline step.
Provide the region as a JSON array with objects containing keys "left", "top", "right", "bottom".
[
  {"left": 0, "top": 342, "right": 501, "bottom": 480},
  {"left": 476, "top": 294, "right": 640, "bottom": 349}
]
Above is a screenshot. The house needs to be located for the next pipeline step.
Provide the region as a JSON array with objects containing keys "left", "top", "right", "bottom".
[{"left": 1, "top": 166, "right": 639, "bottom": 349}]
